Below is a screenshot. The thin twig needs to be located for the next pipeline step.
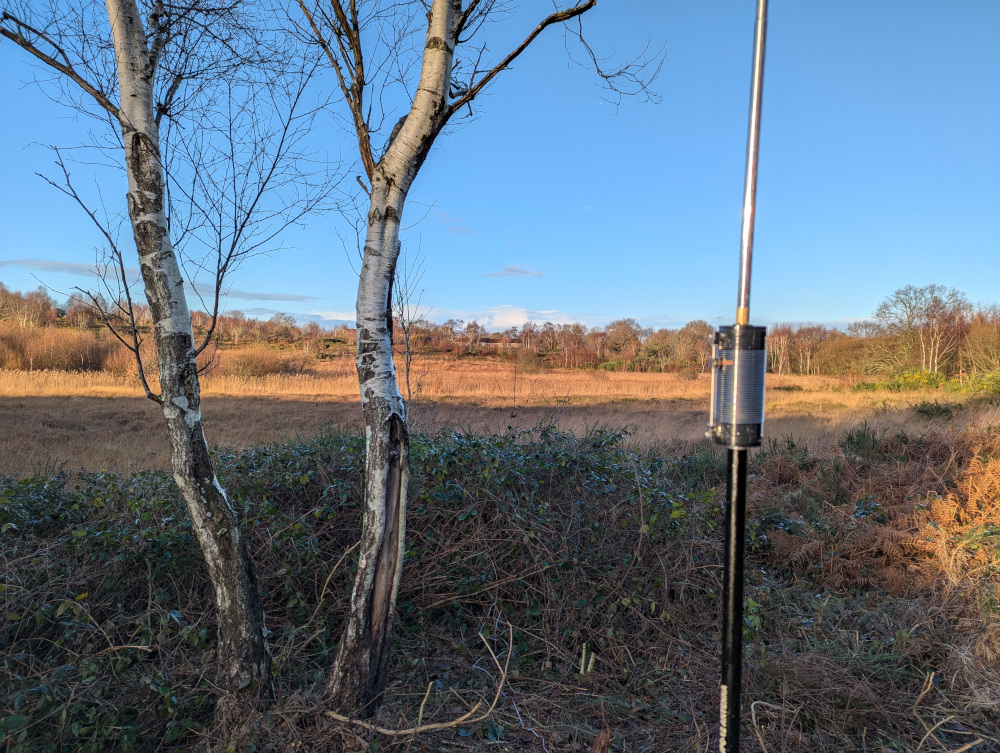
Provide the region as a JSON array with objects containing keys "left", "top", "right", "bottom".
[{"left": 415, "top": 681, "right": 433, "bottom": 727}]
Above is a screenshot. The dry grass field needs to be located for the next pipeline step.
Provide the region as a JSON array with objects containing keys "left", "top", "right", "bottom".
[
  {"left": 0, "top": 356, "right": 989, "bottom": 476},
  {"left": 6, "top": 353, "right": 1000, "bottom": 751}
]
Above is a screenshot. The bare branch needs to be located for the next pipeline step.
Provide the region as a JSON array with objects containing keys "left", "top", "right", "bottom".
[
  {"left": 564, "top": 18, "right": 664, "bottom": 106},
  {"left": 296, "top": 0, "right": 375, "bottom": 178},
  {"left": 36, "top": 148, "right": 161, "bottom": 402},
  {"left": 447, "top": 0, "right": 596, "bottom": 118},
  {"left": 146, "top": 0, "right": 168, "bottom": 74},
  {"left": 0, "top": 11, "right": 121, "bottom": 118},
  {"left": 324, "top": 623, "right": 513, "bottom": 736}
]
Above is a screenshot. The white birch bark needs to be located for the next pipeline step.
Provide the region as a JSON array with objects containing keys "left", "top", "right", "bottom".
[
  {"left": 324, "top": 0, "right": 462, "bottom": 714},
  {"left": 308, "top": 0, "right": 615, "bottom": 716},
  {"left": 105, "top": 0, "right": 272, "bottom": 712}
]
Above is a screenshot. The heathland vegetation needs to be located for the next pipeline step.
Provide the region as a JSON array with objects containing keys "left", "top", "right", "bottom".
[
  {"left": 5, "top": 278, "right": 1000, "bottom": 750},
  {"left": 5, "top": 416, "right": 1000, "bottom": 751},
  {"left": 3, "top": 282, "right": 1000, "bottom": 385}
]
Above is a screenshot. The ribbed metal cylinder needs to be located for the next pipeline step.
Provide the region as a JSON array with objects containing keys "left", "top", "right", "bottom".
[
  {"left": 709, "top": 325, "right": 766, "bottom": 448},
  {"left": 714, "top": 351, "right": 766, "bottom": 424}
]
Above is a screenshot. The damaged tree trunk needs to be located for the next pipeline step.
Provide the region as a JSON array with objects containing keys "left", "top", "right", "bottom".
[
  {"left": 106, "top": 0, "right": 272, "bottom": 712},
  {"left": 324, "top": 0, "right": 461, "bottom": 715},
  {"left": 323, "top": 160, "right": 416, "bottom": 716},
  {"left": 298, "top": 0, "right": 652, "bottom": 715}
]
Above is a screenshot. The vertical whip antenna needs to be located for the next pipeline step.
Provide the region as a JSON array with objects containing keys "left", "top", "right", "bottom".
[
  {"left": 710, "top": 2, "right": 769, "bottom": 752},
  {"left": 737, "top": 0, "right": 768, "bottom": 327}
]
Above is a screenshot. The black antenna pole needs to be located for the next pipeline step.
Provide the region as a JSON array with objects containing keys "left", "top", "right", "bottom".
[{"left": 708, "top": 1, "right": 769, "bottom": 752}]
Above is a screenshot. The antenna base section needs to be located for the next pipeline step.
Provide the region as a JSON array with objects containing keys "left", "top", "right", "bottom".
[{"left": 707, "top": 324, "right": 767, "bottom": 449}]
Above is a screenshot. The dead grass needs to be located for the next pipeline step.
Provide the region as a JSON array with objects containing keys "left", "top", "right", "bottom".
[
  {"left": 5, "top": 349, "right": 1000, "bottom": 750},
  {"left": 0, "top": 355, "right": 939, "bottom": 410},
  {"left": 6, "top": 420, "right": 1000, "bottom": 751},
  {"left": 1, "top": 360, "right": 992, "bottom": 477}
]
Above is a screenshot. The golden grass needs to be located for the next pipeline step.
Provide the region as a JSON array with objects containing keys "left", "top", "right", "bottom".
[
  {"left": 0, "top": 356, "right": 888, "bottom": 403},
  {"left": 1, "top": 356, "right": 988, "bottom": 476}
]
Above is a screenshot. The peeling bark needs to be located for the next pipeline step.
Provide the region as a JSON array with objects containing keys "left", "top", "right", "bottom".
[
  {"left": 324, "top": 0, "right": 463, "bottom": 716},
  {"left": 324, "top": 1, "right": 461, "bottom": 717},
  {"left": 105, "top": 0, "right": 272, "bottom": 715},
  {"left": 321, "top": 0, "right": 609, "bottom": 717}
]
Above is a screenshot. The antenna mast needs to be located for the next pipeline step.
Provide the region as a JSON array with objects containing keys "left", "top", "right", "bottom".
[{"left": 708, "top": 1, "right": 770, "bottom": 750}]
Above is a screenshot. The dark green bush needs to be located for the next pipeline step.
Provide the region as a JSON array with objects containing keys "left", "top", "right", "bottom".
[
  {"left": 839, "top": 422, "right": 882, "bottom": 460},
  {"left": 911, "top": 399, "right": 957, "bottom": 420}
]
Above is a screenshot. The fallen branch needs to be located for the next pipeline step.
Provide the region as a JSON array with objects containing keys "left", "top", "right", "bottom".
[{"left": 324, "top": 623, "right": 512, "bottom": 736}]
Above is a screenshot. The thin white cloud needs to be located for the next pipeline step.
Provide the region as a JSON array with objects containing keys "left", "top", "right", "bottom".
[
  {"left": 228, "top": 309, "right": 354, "bottom": 326},
  {"left": 298, "top": 312, "right": 354, "bottom": 326},
  {"left": 426, "top": 304, "right": 599, "bottom": 331},
  {"left": 240, "top": 307, "right": 287, "bottom": 317},
  {"left": 0, "top": 257, "right": 319, "bottom": 302},
  {"left": 207, "top": 285, "right": 319, "bottom": 303},
  {"left": 435, "top": 209, "right": 472, "bottom": 234},
  {"left": 0, "top": 258, "right": 106, "bottom": 277},
  {"left": 485, "top": 265, "right": 543, "bottom": 278},
  {"left": 311, "top": 309, "right": 356, "bottom": 321},
  {"left": 482, "top": 305, "right": 579, "bottom": 329}
]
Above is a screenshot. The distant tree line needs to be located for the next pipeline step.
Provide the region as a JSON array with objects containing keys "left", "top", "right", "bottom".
[
  {"left": 770, "top": 285, "right": 999, "bottom": 378},
  {"left": 0, "top": 283, "right": 357, "bottom": 371},
  {"left": 390, "top": 284, "right": 1000, "bottom": 379},
  {"left": 3, "top": 282, "right": 998, "bottom": 378}
]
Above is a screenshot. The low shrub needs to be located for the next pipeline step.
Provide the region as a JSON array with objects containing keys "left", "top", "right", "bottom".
[
  {"left": 597, "top": 360, "right": 636, "bottom": 372},
  {"left": 854, "top": 370, "right": 948, "bottom": 392},
  {"left": 0, "top": 323, "right": 116, "bottom": 371},
  {"left": 912, "top": 399, "right": 957, "bottom": 420},
  {"left": 945, "top": 370, "right": 1000, "bottom": 396},
  {"left": 853, "top": 380, "right": 881, "bottom": 391},
  {"left": 4, "top": 425, "right": 1000, "bottom": 750},
  {"left": 514, "top": 347, "right": 546, "bottom": 373},
  {"left": 0, "top": 427, "right": 701, "bottom": 750},
  {"left": 839, "top": 421, "right": 883, "bottom": 460},
  {"left": 890, "top": 369, "right": 947, "bottom": 390},
  {"left": 674, "top": 366, "right": 701, "bottom": 380}
]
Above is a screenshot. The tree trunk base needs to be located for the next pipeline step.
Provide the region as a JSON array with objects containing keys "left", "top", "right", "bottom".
[{"left": 211, "top": 692, "right": 275, "bottom": 747}]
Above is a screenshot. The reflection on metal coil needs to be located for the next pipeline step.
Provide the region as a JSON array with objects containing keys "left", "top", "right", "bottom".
[
  {"left": 708, "top": 324, "right": 766, "bottom": 448},
  {"left": 713, "top": 350, "right": 766, "bottom": 424}
]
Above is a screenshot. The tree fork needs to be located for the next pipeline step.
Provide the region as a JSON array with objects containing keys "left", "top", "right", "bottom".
[{"left": 311, "top": 0, "right": 639, "bottom": 720}]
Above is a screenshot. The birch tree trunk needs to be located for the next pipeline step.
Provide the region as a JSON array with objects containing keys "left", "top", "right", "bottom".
[
  {"left": 106, "top": 0, "right": 272, "bottom": 712},
  {"left": 324, "top": 0, "right": 461, "bottom": 716},
  {"left": 300, "top": 0, "right": 643, "bottom": 716}
]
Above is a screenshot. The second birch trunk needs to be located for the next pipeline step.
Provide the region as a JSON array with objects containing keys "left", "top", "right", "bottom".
[{"left": 324, "top": 0, "right": 461, "bottom": 716}]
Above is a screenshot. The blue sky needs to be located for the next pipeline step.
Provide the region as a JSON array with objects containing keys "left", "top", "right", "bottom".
[{"left": 1, "top": 1, "right": 998, "bottom": 331}]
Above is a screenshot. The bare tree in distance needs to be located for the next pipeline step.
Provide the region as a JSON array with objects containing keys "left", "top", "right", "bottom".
[
  {"left": 768, "top": 323, "right": 792, "bottom": 375},
  {"left": 963, "top": 306, "right": 1000, "bottom": 374},
  {"left": 1, "top": 0, "right": 338, "bottom": 720},
  {"left": 392, "top": 243, "right": 431, "bottom": 407},
  {"left": 295, "top": 0, "right": 662, "bottom": 716},
  {"left": 678, "top": 319, "right": 713, "bottom": 372},
  {"left": 874, "top": 284, "right": 971, "bottom": 374}
]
